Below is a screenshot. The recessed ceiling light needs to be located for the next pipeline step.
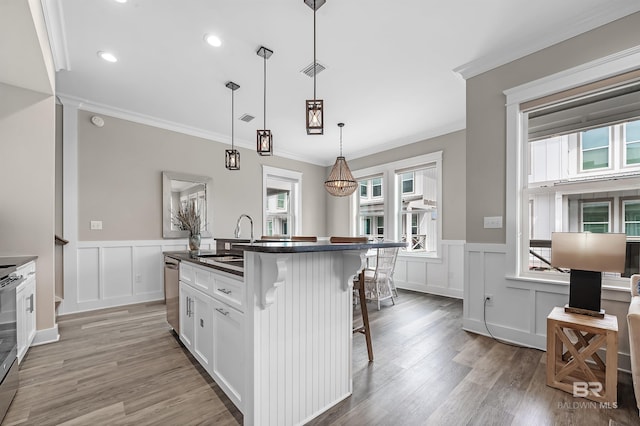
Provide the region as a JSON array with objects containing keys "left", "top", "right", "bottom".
[
  {"left": 97, "top": 51, "right": 118, "bottom": 63},
  {"left": 114, "top": 0, "right": 127, "bottom": 3},
  {"left": 204, "top": 34, "right": 222, "bottom": 47}
]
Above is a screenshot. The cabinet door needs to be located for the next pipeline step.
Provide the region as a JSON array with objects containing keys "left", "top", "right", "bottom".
[
  {"left": 16, "top": 287, "right": 27, "bottom": 362},
  {"left": 179, "top": 283, "right": 194, "bottom": 349},
  {"left": 212, "top": 299, "right": 244, "bottom": 406},
  {"left": 193, "top": 292, "right": 214, "bottom": 372},
  {"left": 25, "top": 277, "right": 36, "bottom": 346}
]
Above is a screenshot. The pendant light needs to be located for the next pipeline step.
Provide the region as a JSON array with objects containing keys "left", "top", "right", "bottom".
[
  {"left": 256, "top": 46, "right": 273, "bottom": 156},
  {"left": 325, "top": 123, "right": 357, "bottom": 196},
  {"left": 225, "top": 81, "right": 240, "bottom": 170},
  {"left": 305, "top": 0, "right": 325, "bottom": 135}
]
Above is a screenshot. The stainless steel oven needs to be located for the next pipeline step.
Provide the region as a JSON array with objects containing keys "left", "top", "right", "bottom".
[{"left": 0, "top": 273, "right": 22, "bottom": 423}]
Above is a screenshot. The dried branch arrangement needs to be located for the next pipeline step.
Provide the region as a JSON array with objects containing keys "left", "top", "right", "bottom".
[{"left": 172, "top": 203, "right": 201, "bottom": 235}]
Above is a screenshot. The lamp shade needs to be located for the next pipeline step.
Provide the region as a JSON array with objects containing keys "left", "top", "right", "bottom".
[
  {"left": 306, "top": 99, "right": 323, "bottom": 135},
  {"left": 551, "top": 232, "right": 626, "bottom": 273},
  {"left": 324, "top": 156, "right": 357, "bottom": 196}
]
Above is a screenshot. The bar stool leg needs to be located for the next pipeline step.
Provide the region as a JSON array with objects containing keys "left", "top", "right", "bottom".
[{"left": 358, "top": 269, "right": 374, "bottom": 362}]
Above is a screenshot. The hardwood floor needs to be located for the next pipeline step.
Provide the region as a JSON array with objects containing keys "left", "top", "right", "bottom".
[{"left": 3, "top": 291, "right": 638, "bottom": 425}]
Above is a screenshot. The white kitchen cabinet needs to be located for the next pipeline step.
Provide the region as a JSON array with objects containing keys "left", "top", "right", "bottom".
[
  {"left": 179, "top": 262, "right": 245, "bottom": 412},
  {"left": 212, "top": 297, "right": 244, "bottom": 408},
  {"left": 179, "top": 282, "right": 214, "bottom": 372},
  {"left": 16, "top": 261, "right": 36, "bottom": 363}
]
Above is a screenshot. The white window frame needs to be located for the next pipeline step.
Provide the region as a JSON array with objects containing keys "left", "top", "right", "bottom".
[
  {"left": 504, "top": 45, "right": 640, "bottom": 288},
  {"left": 350, "top": 151, "right": 443, "bottom": 258},
  {"left": 401, "top": 172, "right": 415, "bottom": 194},
  {"left": 371, "top": 177, "right": 383, "bottom": 198},
  {"left": 623, "top": 198, "right": 640, "bottom": 238},
  {"left": 624, "top": 120, "right": 640, "bottom": 167},
  {"left": 580, "top": 200, "right": 612, "bottom": 233},
  {"left": 579, "top": 127, "right": 612, "bottom": 172},
  {"left": 262, "top": 166, "right": 302, "bottom": 237}
]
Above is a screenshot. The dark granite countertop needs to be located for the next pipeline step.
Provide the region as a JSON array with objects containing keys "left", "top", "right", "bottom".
[
  {"left": 0, "top": 255, "right": 38, "bottom": 279},
  {"left": 236, "top": 240, "right": 406, "bottom": 253}
]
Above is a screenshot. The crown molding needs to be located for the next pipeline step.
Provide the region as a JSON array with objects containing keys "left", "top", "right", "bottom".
[
  {"left": 41, "top": 0, "right": 70, "bottom": 71},
  {"left": 453, "top": 4, "right": 640, "bottom": 80},
  {"left": 56, "top": 93, "right": 326, "bottom": 166}
]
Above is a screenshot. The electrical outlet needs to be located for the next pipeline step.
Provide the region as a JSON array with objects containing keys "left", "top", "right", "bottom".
[
  {"left": 135, "top": 274, "right": 142, "bottom": 283},
  {"left": 90, "top": 220, "right": 103, "bottom": 230},
  {"left": 485, "top": 294, "right": 493, "bottom": 305}
]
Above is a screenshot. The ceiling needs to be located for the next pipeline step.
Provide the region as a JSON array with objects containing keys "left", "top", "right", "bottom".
[{"left": 46, "top": 0, "right": 640, "bottom": 166}]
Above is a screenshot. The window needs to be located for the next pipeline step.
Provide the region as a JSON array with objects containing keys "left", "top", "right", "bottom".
[
  {"left": 509, "top": 70, "right": 640, "bottom": 284},
  {"left": 580, "top": 127, "right": 610, "bottom": 171},
  {"left": 262, "top": 166, "right": 302, "bottom": 237},
  {"left": 351, "top": 152, "right": 442, "bottom": 256},
  {"left": 624, "top": 200, "right": 640, "bottom": 236},
  {"left": 360, "top": 182, "right": 368, "bottom": 197},
  {"left": 401, "top": 172, "right": 414, "bottom": 193},
  {"left": 358, "top": 176, "right": 384, "bottom": 238},
  {"left": 372, "top": 178, "right": 382, "bottom": 197},
  {"left": 625, "top": 120, "right": 640, "bottom": 165},
  {"left": 581, "top": 201, "right": 610, "bottom": 233}
]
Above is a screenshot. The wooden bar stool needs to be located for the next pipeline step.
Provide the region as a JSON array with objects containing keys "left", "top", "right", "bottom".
[
  {"left": 329, "top": 236, "right": 373, "bottom": 362},
  {"left": 353, "top": 269, "right": 374, "bottom": 362}
]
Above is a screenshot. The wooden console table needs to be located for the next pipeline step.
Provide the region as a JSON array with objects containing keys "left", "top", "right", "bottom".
[{"left": 546, "top": 306, "right": 618, "bottom": 404}]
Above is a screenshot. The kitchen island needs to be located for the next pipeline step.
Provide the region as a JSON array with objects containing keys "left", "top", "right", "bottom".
[{"left": 170, "top": 239, "right": 404, "bottom": 426}]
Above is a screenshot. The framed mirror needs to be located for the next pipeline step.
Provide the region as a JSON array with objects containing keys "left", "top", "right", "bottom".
[{"left": 162, "top": 171, "right": 213, "bottom": 238}]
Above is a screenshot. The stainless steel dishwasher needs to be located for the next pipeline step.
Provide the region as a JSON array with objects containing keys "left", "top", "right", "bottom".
[{"left": 164, "top": 256, "right": 180, "bottom": 332}]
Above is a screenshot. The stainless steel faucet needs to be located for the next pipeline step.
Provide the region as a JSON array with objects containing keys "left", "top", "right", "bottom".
[{"left": 234, "top": 214, "right": 254, "bottom": 243}]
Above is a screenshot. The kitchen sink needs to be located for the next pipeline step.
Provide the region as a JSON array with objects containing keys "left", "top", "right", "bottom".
[
  {"left": 196, "top": 254, "right": 244, "bottom": 272},
  {"left": 197, "top": 254, "right": 243, "bottom": 262}
]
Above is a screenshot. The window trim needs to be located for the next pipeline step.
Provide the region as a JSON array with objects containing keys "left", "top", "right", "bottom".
[
  {"left": 350, "top": 151, "right": 443, "bottom": 257},
  {"left": 504, "top": 45, "right": 640, "bottom": 288},
  {"left": 622, "top": 197, "right": 640, "bottom": 238},
  {"left": 401, "top": 172, "right": 415, "bottom": 194},
  {"left": 624, "top": 120, "right": 640, "bottom": 167}
]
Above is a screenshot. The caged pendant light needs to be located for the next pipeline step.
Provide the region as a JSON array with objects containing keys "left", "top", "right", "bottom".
[
  {"left": 256, "top": 46, "right": 274, "bottom": 156},
  {"left": 325, "top": 123, "right": 357, "bottom": 196},
  {"left": 304, "top": 0, "right": 325, "bottom": 135},
  {"left": 225, "top": 81, "right": 241, "bottom": 170}
]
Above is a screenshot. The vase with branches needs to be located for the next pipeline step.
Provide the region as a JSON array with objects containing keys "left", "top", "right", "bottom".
[{"left": 173, "top": 202, "right": 202, "bottom": 252}]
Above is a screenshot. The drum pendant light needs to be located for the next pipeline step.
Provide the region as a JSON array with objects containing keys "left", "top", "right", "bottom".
[
  {"left": 225, "top": 81, "right": 240, "bottom": 170},
  {"left": 305, "top": 0, "right": 325, "bottom": 135},
  {"left": 256, "top": 46, "right": 273, "bottom": 156},
  {"left": 325, "top": 123, "right": 357, "bottom": 196}
]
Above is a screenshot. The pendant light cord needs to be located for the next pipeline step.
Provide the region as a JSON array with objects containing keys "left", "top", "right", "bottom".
[
  {"left": 313, "top": 0, "right": 317, "bottom": 101},
  {"left": 339, "top": 126, "right": 343, "bottom": 156},
  {"left": 231, "top": 89, "right": 235, "bottom": 150},
  {"left": 263, "top": 53, "right": 267, "bottom": 128}
]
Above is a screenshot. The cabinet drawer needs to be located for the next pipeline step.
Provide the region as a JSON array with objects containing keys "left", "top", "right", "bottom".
[
  {"left": 16, "top": 261, "right": 36, "bottom": 278},
  {"left": 180, "top": 263, "right": 194, "bottom": 285},
  {"left": 193, "top": 267, "right": 213, "bottom": 294},
  {"left": 213, "top": 274, "right": 244, "bottom": 312}
]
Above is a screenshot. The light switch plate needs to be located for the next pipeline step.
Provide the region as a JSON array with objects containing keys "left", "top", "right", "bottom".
[
  {"left": 90, "top": 220, "right": 103, "bottom": 230},
  {"left": 483, "top": 216, "right": 503, "bottom": 229}
]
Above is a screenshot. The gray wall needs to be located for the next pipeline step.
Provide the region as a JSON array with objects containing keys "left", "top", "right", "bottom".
[
  {"left": 76, "top": 109, "right": 327, "bottom": 241},
  {"left": 466, "top": 12, "right": 640, "bottom": 244},
  {"left": 326, "top": 129, "right": 466, "bottom": 240},
  {"left": 0, "top": 83, "right": 56, "bottom": 331}
]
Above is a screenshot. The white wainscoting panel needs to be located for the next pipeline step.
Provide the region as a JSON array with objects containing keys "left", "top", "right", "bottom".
[
  {"left": 103, "top": 246, "right": 133, "bottom": 299},
  {"left": 60, "top": 239, "right": 214, "bottom": 315},
  {"left": 394, "top": 240, "right": 464, "bottom": 299},
  {"left": 464, "top": 243, "right": 633, "bottom": 371},
  {"left": 77, "top": 247, "right": 99, "bottom": 302}
]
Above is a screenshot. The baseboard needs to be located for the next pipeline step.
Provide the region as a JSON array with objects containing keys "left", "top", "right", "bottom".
[
  {"left": 32, "top": 324, "right": 60, "bottom": 346},
  {"left": 463, "top": 318, "right": 632, "bottom": 373},
  {"left": 59, "top": 292, "right": 165, "bottom": 316},
  {"left": 401, "top": 284, "right": 463, "bottom": 299}
]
